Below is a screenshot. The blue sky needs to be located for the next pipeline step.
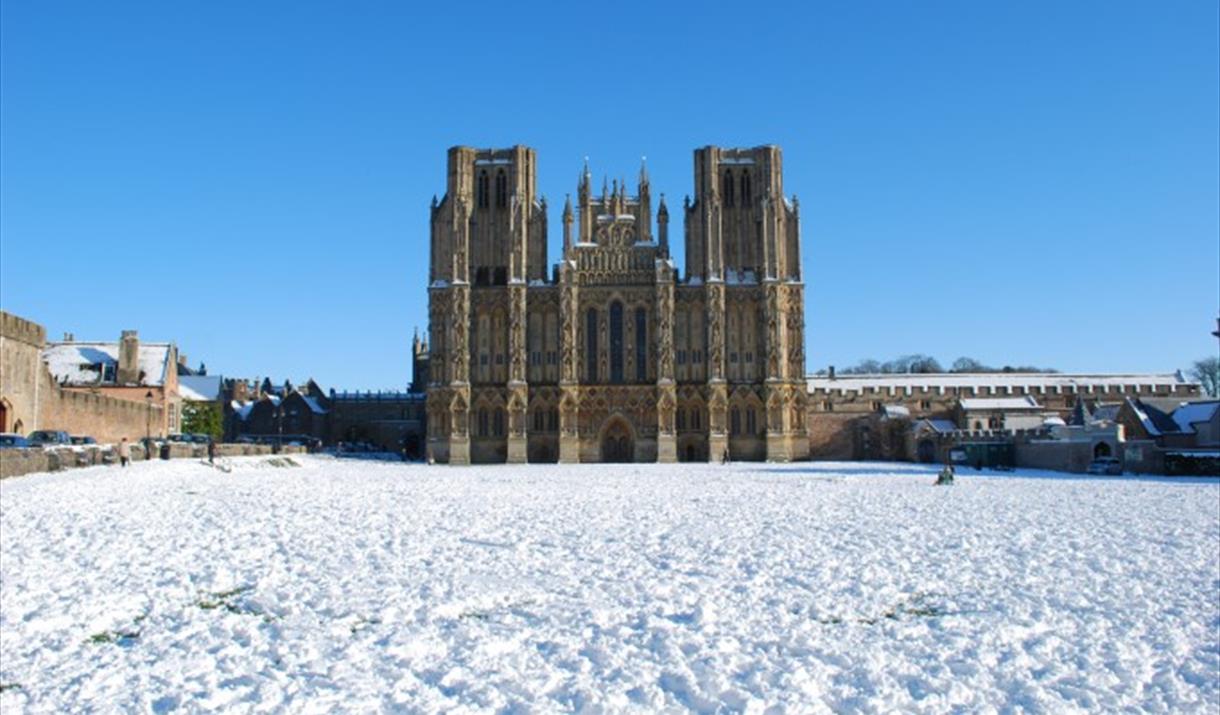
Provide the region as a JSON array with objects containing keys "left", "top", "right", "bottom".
[{"left": 2, "top": 1, "right": 1217, "bottom": 389}]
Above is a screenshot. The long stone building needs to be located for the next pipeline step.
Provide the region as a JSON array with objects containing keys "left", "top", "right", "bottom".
[{"left": 426, "top": 145, "right": 807, "bottom": 464}]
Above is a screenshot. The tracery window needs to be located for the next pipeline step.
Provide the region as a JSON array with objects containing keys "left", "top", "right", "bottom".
[
  {"left": 495, "top": 170, "right": 507, "bottom": 208},
  {"left": 724, "top": 170, "right": 734, "bottom": 207},
  {"left": 609, "top": 301, "right": 624, "bottom": 384},
  {"left": 586, "top": 308, "right": 598, "bottom": 383},
  {"left": 477, "top": 171, "right": 489, "bottom": 209},
  {"left": 634, "top": 307, "right": 647, "bottom": 382}
]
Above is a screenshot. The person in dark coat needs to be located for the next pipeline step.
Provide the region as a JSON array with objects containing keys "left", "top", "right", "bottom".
[{"left": 207, "top": 438, "right": 217, "bottom": 465}]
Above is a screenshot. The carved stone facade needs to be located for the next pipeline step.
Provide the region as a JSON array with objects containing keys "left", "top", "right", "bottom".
[{"left": 427, "top": 145, "right": 807, "bottom": 464}]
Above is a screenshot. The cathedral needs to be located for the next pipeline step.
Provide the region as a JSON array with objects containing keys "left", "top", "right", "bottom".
[{"left": 425, "top": 145, "right": 808, "bottom": 464}]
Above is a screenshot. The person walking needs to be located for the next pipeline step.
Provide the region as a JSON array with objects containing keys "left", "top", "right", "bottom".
[
  {"left": 118, "top": 437, "right": 131, "bottom": 467},
  {"left": 207, "top": 438, "right": 216, "bottom": 465}
]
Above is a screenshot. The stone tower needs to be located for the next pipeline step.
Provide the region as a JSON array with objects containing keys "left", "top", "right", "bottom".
[
  {"left": 683, "top": 146, "right": 807, "bottom": 462},
  {"left": 426, "top": 146, "right": 547, "bottom": 465}
]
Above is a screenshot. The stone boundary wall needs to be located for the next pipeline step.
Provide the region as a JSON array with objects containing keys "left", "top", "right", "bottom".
[
  {"left": 0, "top": 444, "right": 307, "bottom": 480},
  {"left": 40, "top": 386, "right": 164, "bottom": 444}
]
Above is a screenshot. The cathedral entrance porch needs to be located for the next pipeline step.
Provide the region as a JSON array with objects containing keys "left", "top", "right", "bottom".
[{"left": 599, "top": 417, "right": 635, "bottom": 463}]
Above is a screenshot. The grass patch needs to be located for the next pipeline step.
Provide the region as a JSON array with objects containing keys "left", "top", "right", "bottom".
[
  {"left": 86, "top": 614, "right": 146, "bottom": 645},
  {"left": 349, "top": 616, "right": 382, "bottom": 634},
  {"left": 818, "top": 593, "right": 950, "bottom": 626},
  {"left": 197, "top": 586, "right": 274, "bottom": 622}
]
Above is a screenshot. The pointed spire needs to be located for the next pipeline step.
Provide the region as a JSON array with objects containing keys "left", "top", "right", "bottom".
[
  {"left": 431, "top": 194, "right": 438, "bottom": 209},
  {"left": 657, "top": 192, "right": 668, "bottom": 217},
  {"left": 639, "top": 155, "right": 648, "bottom": 185},
  {"left": 563, "top": 193, "right": 573, "bottom": 220},
  {"left": 602, "top": 175, "right": 608, "bottom": 198}
]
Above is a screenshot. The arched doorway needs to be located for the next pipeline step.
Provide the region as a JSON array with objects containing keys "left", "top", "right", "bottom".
[
  {"left": 1093, "top": 442, "right": 1112, "bottom": 459},
  {"left": 600, "top": 418, "right": 634, "bottom": 463},
  {"left": 0, "top": 399, "right": 8, "bottom": 433},
  {"left": 917, "top": 439, "right": 936, "bottom": 463}
]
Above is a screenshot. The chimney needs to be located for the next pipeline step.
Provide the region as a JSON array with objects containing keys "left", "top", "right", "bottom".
[
  {"left": 117, "top": 330, "right": 140, "bottom": 384},
  {"left": 828, "top": 365, "right": 836, "bottom": 380},
  {"left": 63, "top": 332, "right": 75, "bottom": 342}
]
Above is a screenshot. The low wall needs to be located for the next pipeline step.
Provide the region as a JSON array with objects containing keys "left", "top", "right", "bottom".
[
  {"left": 0, "top": 444, "right": 306, "bottom": 480},
  {"left": 1015, "top": 440, "right": 1095, "bottom": 474}
]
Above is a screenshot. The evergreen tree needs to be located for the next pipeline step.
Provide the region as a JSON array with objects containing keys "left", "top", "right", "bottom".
[{"left": 181, "top": 402, "right": 223, "bottom": 440}]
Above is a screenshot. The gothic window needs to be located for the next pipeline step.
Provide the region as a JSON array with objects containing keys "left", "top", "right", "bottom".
[
  {"left": 730, "top": 407, "right": 741, "bottom": 435},
  {"left": 533, "top": 410, "right": 544, "bottom": 431},
  {"left": 609, "top": 301, "right": 624, "bottom": 384},
  {"left": 586, "top": 308, "right": 598, "bottom": 383},
  {"left": 494, "top": 409, "right": 505, "bottom": 436},
  {"left": 477, "top": 171, "right": 489, "bottom": 209},
  {"left": 741, "top": 172, "right": 751, "bottom": 205},
  {"left": 478, "top": 409, "right": 489, "bottom": 437},
  {"left": 634, "top": 307, "right": 647, "bottom": 382},
  {"left": 475, "top": 267, "right": 490, "bottom": 286},
  {"left": 677, "top": 409, "right": 687, "bottom": 430},
  {"left": 692, "top": 409, "right": 701, "bottom": 430},
  {"left": 724, "top": 170, "right": 734, "bottom": 207},
  {"left": 495, "top": 170, "right": 507, "bottom": 208},
  {"left": 746, "top": 408, "right": 757, "bottom": 435},
  {"left": 549, "top": 409, "right": 559, "bottom": 431},
  {"left": 493, "top": 267, "right": 507, "bottom": 285}
]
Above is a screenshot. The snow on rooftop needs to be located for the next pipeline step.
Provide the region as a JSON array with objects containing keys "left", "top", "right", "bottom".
[
  {"left": 299, "top": 395, "right": 328, "bottom": 415},
  {"left": 808, "top": 373, "right": 1187, "bottom": 394},
  {"left": 178, "top": 375, "right": 222, "bottom": 402},
  {"left": 959, "top": 396, "right": 1042, "bottom": 411},
  {"left": 0, "top": 459, "right": 1216, "bottom": 711},
  {"left": 42, "top": 342, "right": 172, "bottom": 387},
  {"left": 1171, "top": 401, "right": 1220, "bottom": 434}
]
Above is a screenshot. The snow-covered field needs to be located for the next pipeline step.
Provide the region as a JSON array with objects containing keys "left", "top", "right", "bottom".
[{"left": 2, "top": 457, "right": 1217, "bottom": 713}]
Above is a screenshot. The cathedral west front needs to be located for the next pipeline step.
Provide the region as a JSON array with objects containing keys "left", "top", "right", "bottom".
[{"left": 425, "top": 145, "right": 808, "bottom": 464}]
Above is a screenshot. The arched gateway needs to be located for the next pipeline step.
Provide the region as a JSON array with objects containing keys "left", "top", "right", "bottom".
[{"left": 600, "top": 417, "right": 635, "bottom": 463}]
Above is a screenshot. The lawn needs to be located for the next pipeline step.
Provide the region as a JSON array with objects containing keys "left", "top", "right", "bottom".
[{"left": 2, "top": 456, "right": 1217, "bottom": 712}]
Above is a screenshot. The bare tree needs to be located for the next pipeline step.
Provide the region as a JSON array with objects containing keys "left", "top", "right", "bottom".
[{"left": 1190, "top": 356, "right": 1220, "bottom": 397}]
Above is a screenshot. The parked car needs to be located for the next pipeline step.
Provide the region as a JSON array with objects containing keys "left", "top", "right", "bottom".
[
  {"left": 167, "top": 434, "right": 193, "bottom": 444},
  {"left": 189, "top": 434, "right": 212, "bottom": 444},
  {"left": 69, "top": 435, "right": 97, "bottom": 445},
  {"left": 1086, "top": 457, "right": 1122, "bottom": 475},
  {"left": 0, "top": 433, "right": 31, "bottom": 449},
  {"left": 27, "top": 430, "right": 71, "bottom": 447}
]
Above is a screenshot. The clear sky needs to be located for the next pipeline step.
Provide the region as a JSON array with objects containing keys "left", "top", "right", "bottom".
[{"left": 2, "top": 1, "right": 1217, "bottom": 389}]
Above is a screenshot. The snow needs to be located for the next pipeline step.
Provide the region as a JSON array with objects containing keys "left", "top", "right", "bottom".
[
  {"left": 42, "top": 342, "right": 172, "bottom": 387},
  {"left": 178, "top": 375, "right": 222, "bottom": 402},
  {"left": 810, "top": 373, "right": 1187, "bottom": 396},
  {"left": 2, "top": 459, "right": 1217, "bottom": 712},
  {"left": 1171, "top": 401, "right": 1220, "bottom": 434},
  {"left": 959, "top": 396, "right": 1041, "bottom": 411},
  {"left": 298, "top": 396, "right": 327, "bottom": 415}
]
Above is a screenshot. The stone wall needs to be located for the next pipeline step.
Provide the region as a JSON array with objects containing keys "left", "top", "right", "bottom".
[
  {"left": 0, "top": 443, "right": 307, "bottom": 480},
  {"left": 1, "top": 310, "right": 173, "bottom": 443},
  {"left": 0, "top": 311, "right": 46, "bottom": 434}
]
